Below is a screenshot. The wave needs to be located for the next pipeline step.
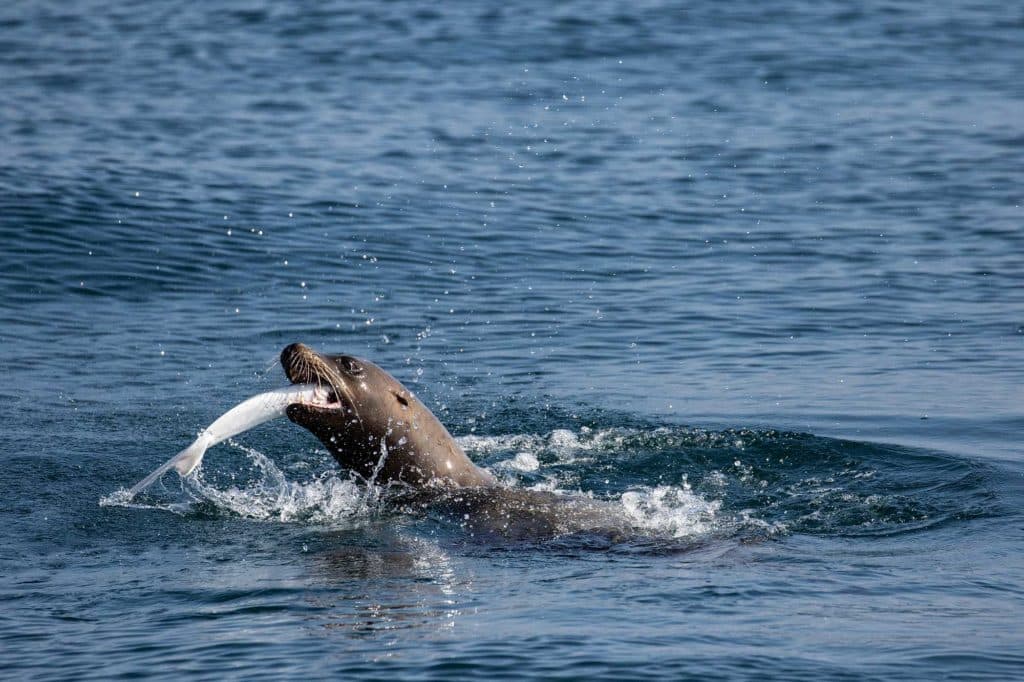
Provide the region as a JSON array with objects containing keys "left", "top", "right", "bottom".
[{"left": 101, "top": 425, "right": 996, "bottom": 544}]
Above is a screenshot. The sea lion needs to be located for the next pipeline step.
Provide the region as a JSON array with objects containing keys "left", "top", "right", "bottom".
[
  {"left": 281, "top": 343, "right": 495, "bottom": 488},
  {"left": 281, "top": 343, "right": 627, "bottom": 539}
]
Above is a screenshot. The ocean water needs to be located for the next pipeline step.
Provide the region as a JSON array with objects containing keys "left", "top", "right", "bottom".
[{"left": 1, "top": 0, "right": 1023, "bottom": 678}]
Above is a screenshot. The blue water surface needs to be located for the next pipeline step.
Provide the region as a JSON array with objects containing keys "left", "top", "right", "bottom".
[{"left": 1, "top": 1, "right": 1023, "bottom": 679}]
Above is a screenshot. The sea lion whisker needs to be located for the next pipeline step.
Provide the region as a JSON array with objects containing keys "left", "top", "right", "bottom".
[{"left": 300, "top": 351, "right": 362, "bottom": 423}]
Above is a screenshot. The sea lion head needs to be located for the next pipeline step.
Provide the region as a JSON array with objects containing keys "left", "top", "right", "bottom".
[
  {"left": 280, "top": 342, "right": 415, "bottom": 441},
  {"left": 280, "top": 343, "right": 494, "bottom": 487},
  {"left": 281, "top": 342, "right": 452, "bottom": 483}
]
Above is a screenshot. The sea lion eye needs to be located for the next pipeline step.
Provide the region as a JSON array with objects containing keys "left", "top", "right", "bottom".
[{"left": 342, "top": 358, "right": 364, "bottom": 375}]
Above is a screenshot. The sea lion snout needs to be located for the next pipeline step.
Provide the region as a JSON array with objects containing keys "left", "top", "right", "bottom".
[
  {"left": 280, "top": 342, "right": 336, "bottom": 385},
  {"left": 280, "top": 342, "right": 310, "bottom": 375}
]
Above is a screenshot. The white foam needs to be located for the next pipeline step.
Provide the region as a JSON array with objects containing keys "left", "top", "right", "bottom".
[
  {"left": 105, "top": 440, "right": 372, "bottom": 524},
  {"left": 500, "top": 452, "right": 540, "bottom": 472},
  {"left": 185, "top": 443, "right": 370, "bottom": 523},
  {"left": 461, "top": 427, "right": 732, "bottom": 539},
  {"left": 456, "top": 427, "right": 613, "bottom": 469},
  {"left": 619, "top": 485, "right": 722, "bottom": 538}
]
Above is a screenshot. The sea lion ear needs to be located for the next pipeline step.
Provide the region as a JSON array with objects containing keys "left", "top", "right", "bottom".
[{"left": 394, "top": 392, "right": 409, "bottom": 407}]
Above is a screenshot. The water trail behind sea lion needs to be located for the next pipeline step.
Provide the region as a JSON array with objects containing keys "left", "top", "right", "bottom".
[{"left": 126, "top": 383, "right": 320, "bottom": 499}]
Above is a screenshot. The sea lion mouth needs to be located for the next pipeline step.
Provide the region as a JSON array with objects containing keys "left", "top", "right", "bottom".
[
  {"left": 280, "top": 343, "right": 348, "bottom": 412},
  {"left": 304, "top": 384, "right": 342, "bottom": 409}
]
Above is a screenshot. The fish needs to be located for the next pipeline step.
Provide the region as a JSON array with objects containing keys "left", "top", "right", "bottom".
[{"left": 126, "top": 383, "right": 328, "bottom": 498}]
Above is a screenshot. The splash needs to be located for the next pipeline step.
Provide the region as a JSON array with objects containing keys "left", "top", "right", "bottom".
[
  {"left": 103, "top": 424, "right": 974, "bottom": 543},
  {"left": 619, "top": 485, "right": 722, "bottom": 538},
  {"left": 465, "top": 427, "right": 739, "bottom": 540},
  {"left": 124, "top": 383, "right": 325, "bottom": 499},
  {"left": 185, "top": 442, "right": 372, "bottom": 523},
  {"left": 103, "top": 440, "right": 374, "bottom": 524},
  {"left": 104, "top": 427, "right": 733, "bottom": 541}
]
